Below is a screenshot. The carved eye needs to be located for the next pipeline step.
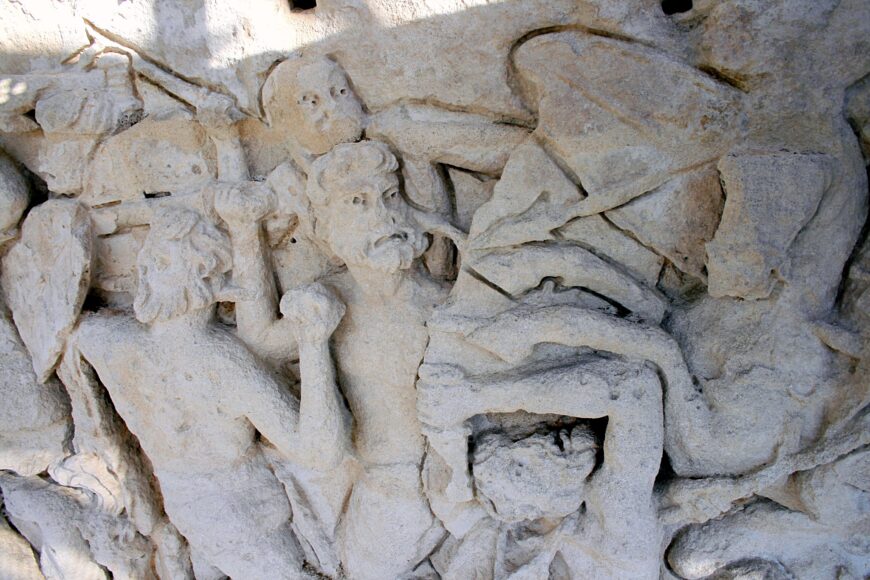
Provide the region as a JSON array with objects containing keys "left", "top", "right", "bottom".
[
  {"left": 352, "top": 196, "right": 364, "bottom": 206},
  {"left": 385, "top": 190, "right": 398, "bottom": 201},
  {"left": 339, "top": 88, "right": 347, "bottom": 95}
]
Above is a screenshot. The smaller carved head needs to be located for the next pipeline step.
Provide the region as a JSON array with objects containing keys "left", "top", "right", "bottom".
[
  {"left": 134, "top": 208, "right": 232, "bottom": 324},
  {"left": 305, "top": 140, "right": 428, "bottom": 273},
  {"left": 473, "top": 426, "right": 598, "bottom": 523},
  {"left": 262, "top": 55, "right": 366, "bottom": 155}
]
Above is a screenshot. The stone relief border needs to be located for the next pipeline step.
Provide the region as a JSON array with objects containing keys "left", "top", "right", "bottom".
[{"left": 0, "top": 1, "right": 869, "bottom": 579}]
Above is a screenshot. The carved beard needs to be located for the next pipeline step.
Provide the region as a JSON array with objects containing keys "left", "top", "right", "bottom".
[
  {"left": 133, "top": 265, "right": 216, "bottom": 324},
  {"left": 330, "top": 224, "right": 429, "bottom": 274},
  {"left": 361, "top": 227, "right": 429, "bottom": 273}
]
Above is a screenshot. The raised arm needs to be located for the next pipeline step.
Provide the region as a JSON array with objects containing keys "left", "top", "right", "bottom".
[
  {"left": 198, "top": 93, "right": 250, "bottom": 182},
  {"left": 418, "top": 361, "right": 613, "bottom": 428},
  {"left": 239, "top": 283, "right": 351, "bottom": 470},
  {"left": 367, "top": 104, "right": 529, "bottom": 178},
  {"left": 279, "top": 283, "right": 352, "bottom": 469},
  {"left": 89, "top": 94, "right": 249, "bottom": 236},
  {"left": 418, "top": 357, "right": 663, "bottom": 521},
  {"left": 418, "top": 303, "right": 669, "bottom": 509},
  {"left": 416, "top": 359, "right": 617, "bottom": 504},
  {"left": 583, "top": 364, "right": 662, "bottom": 530},
  {"left": 468, "top": 305, "right": 719, "bottom": 476},
  {"left": 213, "top": 184, "right": 299, "bottom": 366}
]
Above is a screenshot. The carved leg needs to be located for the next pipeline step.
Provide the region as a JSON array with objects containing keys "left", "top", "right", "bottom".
[
  {"left": 158, "top": 465, "right": 304, "bottom": 580},
  {"left": 341, "top": 464, "right": 445, "bottom": 580},
  {"left": 668, "top": 500, "right": 832, "bottom": 579}
]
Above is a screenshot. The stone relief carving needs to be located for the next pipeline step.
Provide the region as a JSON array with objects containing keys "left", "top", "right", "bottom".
[{"left": 1, "top": 1, "right": 869, "bottom": 579}]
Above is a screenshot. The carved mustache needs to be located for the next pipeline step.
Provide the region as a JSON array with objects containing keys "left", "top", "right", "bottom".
[
  {"left": 365, "top": 223, "right": 419, "bottom": 251},
  {"left": 372, "top": 231, "right": 409, "bottom": 248}
]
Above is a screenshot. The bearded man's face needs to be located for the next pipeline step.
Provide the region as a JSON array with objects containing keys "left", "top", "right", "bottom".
[{"left": 316, "top": 173, "right": 428, "bottom": 273}]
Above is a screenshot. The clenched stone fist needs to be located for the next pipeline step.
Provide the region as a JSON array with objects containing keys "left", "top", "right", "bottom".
[
  {"left": 280, "top": 283, "right": 346, "bottom": 345},
  {"left": 196, "top": 93, "right": 242, "bottom": 135},
  {"left": 213, "top": 182, "right": 275, "bottom": 228}
]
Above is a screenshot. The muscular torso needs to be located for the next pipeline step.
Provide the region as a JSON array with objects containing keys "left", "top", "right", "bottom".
[
  {"left": 328, "top": 271, "right": 447, "bottom": 466},
  {"left": 76, "top": 314, "right": 261, "bottom": 475}
]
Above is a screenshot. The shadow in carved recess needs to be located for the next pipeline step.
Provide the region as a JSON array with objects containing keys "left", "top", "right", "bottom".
[{"left": 0, "top": 0, "right": 868, "bottom": 579}]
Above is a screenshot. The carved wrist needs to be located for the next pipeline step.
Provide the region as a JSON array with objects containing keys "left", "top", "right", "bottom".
[
  {"left": 227, "top": 223, "right": 261, "bottom": 240},
  {"left": 298, "top": 337, "right": 331, "bottom": 357}
]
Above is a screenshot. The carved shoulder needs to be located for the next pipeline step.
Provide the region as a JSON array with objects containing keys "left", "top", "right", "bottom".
[{"left": 74, "top": 311, "right": 142, "bottom": 359}]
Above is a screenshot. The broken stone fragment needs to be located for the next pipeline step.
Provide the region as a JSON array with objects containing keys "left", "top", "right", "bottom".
[
  {"left": 0, "top": 306, "right": 70, "bottom": 475},
  {"left": 2, "top": 199, "right": 93, "bottom": 382},
  {"left": 607, "top": 163, "right": 723, "bottom": 281},
  {"left": 706, "top": 152, "right": 832, "bottom": 300},
  {"left": 0, "top": 513, "right": 44, "bottom": 580},
  {"left": 468, "top": 138, "right": 583, "bottom": 250},
  {"left": 0, "top": 150, "right": 29, "bottom": 241}
]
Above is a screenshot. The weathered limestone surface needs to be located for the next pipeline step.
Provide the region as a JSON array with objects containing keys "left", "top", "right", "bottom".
[{"left": 0, "top": 1, "right": 868, "bottom": 579}]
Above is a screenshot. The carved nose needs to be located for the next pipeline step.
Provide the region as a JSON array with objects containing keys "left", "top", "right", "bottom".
[
  {"left": 321, "top": 98, "right": 338, "bottom": 115},
  {"left": 371, "top": 203, "right": 396, "bottom": 226}
]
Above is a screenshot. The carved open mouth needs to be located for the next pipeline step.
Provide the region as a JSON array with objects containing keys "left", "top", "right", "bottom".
[{"left": 373, "top": 231, "right": 409, "bottom": 248}]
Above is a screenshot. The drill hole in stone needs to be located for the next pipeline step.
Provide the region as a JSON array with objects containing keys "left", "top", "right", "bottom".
[
  {"left": 289, "top": 0, "right": 316, "bottom": 11},
  {"left": 661, "top": 0, "right": 692, "bottom": 15}
]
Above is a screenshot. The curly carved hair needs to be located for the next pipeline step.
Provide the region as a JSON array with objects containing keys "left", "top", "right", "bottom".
[
  {"left": 133, "top": 208, "right": 231, "bottom": 324},
  {"left": 306, "top": 140, "right": 399, "bottom": 207}
]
